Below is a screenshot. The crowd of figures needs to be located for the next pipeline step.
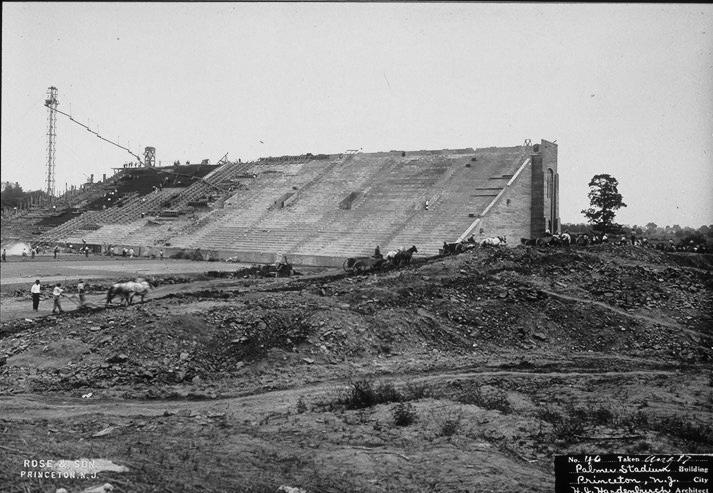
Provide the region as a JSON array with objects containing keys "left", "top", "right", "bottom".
[
  {"left": 1, "top": 240, "right": 94, "bottom": 262},
  {"left": 25, "top": 279, "right": 87, "bottom": 314},
  {"left": 520, "top": 231, "right": 708, "bottom": 253},
  {"left": 438, "top": 230, "right": 709, "bottom": 258}
]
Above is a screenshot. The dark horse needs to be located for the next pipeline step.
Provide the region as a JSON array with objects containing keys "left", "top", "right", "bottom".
[
  {"left": 392, "top": 245, "right": 418, "bottom": 267},
  {"left": 352, "top": 257, "right": 386, "bottom": 273}
]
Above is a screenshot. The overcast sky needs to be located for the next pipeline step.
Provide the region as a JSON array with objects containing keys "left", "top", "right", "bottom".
[{"left": 2, "top": 3, "right": 712, "bottom": 227}]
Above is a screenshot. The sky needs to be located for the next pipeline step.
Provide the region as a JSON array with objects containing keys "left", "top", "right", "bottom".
[{"left": 2, "top": 3, "right": 712, "bottom": 227}]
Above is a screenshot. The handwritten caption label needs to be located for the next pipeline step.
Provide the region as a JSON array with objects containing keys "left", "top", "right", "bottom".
[{"left": 555, "top": 454, "right": 712, "bottom": 493}]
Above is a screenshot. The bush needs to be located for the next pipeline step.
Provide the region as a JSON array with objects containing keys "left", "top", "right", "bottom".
[
  {"left": 296, "top": 397, "right": 307, "bottom": 414},
  {"left": 393, "top": 403, "right": 417, "bottom": 427},
  {"left": 537, "top": 405, "right": 586, "bottom": 442},
  {"left": 338, "top": 380, "right": 403, "bottom": 410},
  {"left": 552, "top": 415, "right": 586, "bottom": 441},
  {"left": 439, "top": 412, "right": 462, "bottom": 437}
]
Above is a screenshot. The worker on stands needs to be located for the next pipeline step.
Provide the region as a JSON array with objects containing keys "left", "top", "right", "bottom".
[{"left": 374, "top": 246, "right": 383, "bottom": 259}]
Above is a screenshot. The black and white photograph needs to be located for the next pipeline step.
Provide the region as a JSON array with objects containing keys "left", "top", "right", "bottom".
[{"left": 1, "top": 3, "right": 712, "bottom": 492}]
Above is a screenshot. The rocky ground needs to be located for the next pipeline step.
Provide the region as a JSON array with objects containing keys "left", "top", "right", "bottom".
[{"left": 0, "top": 245, "right": 711, "bottom": 492}]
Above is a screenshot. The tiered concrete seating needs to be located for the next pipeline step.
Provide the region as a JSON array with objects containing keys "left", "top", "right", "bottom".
[
  {"left": 37, "top": 147, "right": 532, "bottom": 262},
  {"left": 173, "top": 150, "right": 529, "bottom": 258},
  {"left": 39, "top": 189, "right": 180, "bottom": 243},
  {"left": 385, "top": 147, "right": 528, "bottom": 254},
  {"left": 65, "top": 221, "right": 145, "bottom": 246},
  {"left": 170, "top": 159, "right": 336, "bottom": 250}
]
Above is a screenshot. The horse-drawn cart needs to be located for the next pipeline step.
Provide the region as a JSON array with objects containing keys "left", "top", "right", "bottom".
[{"left": 343, "top": 256, "right": 386, "bottom": 273}]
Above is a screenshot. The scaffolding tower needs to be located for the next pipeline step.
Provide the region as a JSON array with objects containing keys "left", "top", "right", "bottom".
[{"left": 45, "top": 86, "right": 59, "bottom": 197}]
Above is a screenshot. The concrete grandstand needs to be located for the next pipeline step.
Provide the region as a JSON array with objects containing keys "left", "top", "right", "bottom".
[{"left": 11, "top": 140, "right": 559, "bottom": 266}]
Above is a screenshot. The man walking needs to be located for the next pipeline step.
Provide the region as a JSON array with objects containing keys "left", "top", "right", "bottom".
[
  {"left": 31, "top": 280, "right": 41, "bottom": 311},
  {"left": 77, "top": 279, "right": 86, "bottom": 308},
  {"left": 54, "top": 246, "right": 59, "bottom": 259},
  {"left": 52, "top": 283, "right": 65, "bottom": 314},
  {"left": 1, "top": 249, "right": 6, "bottom": 262}
]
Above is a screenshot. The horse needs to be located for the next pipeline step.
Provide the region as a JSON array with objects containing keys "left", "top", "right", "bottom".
[
  {"left": 576, "top": 234, "right": 590, "bottom": 247},
  {"left": 384, "top": 249, "right": 400, "bottom": 262},
  {"left": 443, "top": 239, "right": 477, "bottom": 255},
  {"left": 481, "top": 236, "right": 507, "bottom": 247},
  {"left": 129, "top": 280, "right": 151, "bottom": 304},
  {"left": 442, "top": 241, "right": 459, "bottom": 255},
  {"left": 520, "top": 238, "right": 537, "bottom": 246},
  {"left": 536, "top": 235, "right": 557, "bottom": 247},
  {"left": 106, "top": 280, "right": 150, "bottom": 306},
  {"left": 352, "top": 257, "right": 385, "bottom": 273},
  {"left": 106, "top": 282, "right": 134, "bottom": 306},
  {"left": 392, "top": 245, "right": 418, "bottom": 267}
]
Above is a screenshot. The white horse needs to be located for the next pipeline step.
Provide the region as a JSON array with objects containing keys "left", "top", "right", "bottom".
[
  {"left": 106, "top": 279, "right": 150, "bottom": 306},
  {"left": 481, "top": 236, "right": 507, "bottom": 247},
  {"left": 384, "top": 248, "right": 402, "bottom": 261},
  {"left": 128, "top": 280, "right": 151, "bottom": 304}
]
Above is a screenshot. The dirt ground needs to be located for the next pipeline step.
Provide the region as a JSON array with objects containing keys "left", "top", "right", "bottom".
[
  {"left": 0, "top": 256, "right": 250, "bottom": 291},
  {"left": 0, "top": 245, "right": 711, "bottom": 492}
]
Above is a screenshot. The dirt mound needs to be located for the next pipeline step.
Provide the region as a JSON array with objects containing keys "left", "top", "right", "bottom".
[{"left": 2, "top": 245, "right": 710, "bottom": 398}]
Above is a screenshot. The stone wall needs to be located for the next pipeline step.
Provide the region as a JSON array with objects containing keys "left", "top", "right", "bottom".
[{"left": 476, "top": 160, "right": 533, "bottom": 243}]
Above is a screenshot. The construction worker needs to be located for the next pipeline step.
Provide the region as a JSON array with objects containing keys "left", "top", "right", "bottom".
[
  {"left": 77, "top": 279, "right": 86, "bottom": 308},
  {"left": 374, "top": 246, "right": 383, "bottom": 259},
  {"left": 52, "top": 283, "right": 65, "bottom": 314},
  {"left": 31, "top": 280, "right": 41, "bottom": 311}
]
